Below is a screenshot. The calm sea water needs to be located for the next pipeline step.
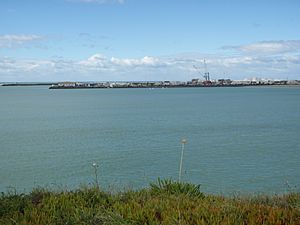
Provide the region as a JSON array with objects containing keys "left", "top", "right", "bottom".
[{"left": 0, "top": 86, "right": 299, "bottom": 194}]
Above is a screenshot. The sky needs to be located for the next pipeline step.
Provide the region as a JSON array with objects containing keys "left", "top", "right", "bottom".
[{"left": 0, "top": 0, "right": 300, "bottom": 82}]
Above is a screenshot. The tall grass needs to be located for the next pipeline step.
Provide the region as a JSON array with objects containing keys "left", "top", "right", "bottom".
[{"left": 1, "top": 179, "right": 299, "bottom": 224}]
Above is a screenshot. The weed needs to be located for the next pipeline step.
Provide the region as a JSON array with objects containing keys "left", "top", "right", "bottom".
[{"left": 150, "top": 178, "right": 205, "bottom": 198}]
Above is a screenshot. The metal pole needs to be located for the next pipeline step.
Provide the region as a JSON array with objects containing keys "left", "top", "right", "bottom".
[
  {"left": 92, "top": 162, "right": 99, "bottom": 189},
  {"left": 179, "top": 139, "right": 187, "bottom": 182}
]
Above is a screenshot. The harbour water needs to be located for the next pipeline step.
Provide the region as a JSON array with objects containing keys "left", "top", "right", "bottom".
[{"left": 0, "top": 86, "right": 299, "bottom": 194}]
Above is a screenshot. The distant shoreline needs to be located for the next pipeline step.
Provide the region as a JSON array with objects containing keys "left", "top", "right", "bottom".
[
  {"left": 49, "top": 84, "right": 300, "bottom": 89},
  {"left": 1, "top": 81, "right": 300, "bottom": 89},
  {"left": 1, "top": 83, "right": 57, "bottom": 87}
]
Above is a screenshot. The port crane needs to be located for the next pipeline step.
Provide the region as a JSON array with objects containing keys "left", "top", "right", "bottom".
[{"left": 193, "top": 59, "right": 211, "bottom": 85}]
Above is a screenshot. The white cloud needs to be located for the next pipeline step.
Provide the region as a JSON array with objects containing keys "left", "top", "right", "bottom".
[
  {"left": 79, "top": 54, "right": 162, "bottom": 68},
  {"left": 0, "top": 34, "right": 44, "bottom": 48},
  {"left": 79, "top": 54, "right": 107, "bottom": 66},
  {"left": 110, "top": 56, "right": 160, "bottom": 67},
  {"left": 0, "top": 57, "right": 53, "bottom": 73},
  {"left": 223, "top": 40, "right": 300, "bottom": 55},
  {"left": 1, "top": 52, "right": 300, "bottom": 82}
]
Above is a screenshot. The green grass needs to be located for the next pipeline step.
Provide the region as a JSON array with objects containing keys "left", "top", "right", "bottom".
[{"left": 1, "top": 179, "right": 299, "bottom": 224}]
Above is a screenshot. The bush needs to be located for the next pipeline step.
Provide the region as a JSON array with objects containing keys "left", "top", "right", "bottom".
[{"left": 150, "top": 178, "right": 205, "bottom": 198}]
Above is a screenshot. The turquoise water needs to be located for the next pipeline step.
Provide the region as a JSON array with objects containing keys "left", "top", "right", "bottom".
[{"left": 0, "top": 86, "right": 299, "bottom": 194}]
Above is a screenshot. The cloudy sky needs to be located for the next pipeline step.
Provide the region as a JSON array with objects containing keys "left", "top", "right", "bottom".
[{"left": 1, "top": 0, "right": 300, "bottom": 82}]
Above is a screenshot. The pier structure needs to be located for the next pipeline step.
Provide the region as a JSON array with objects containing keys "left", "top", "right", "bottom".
[{"left": 47, "top": 79, "right": 300, "bottom": 89}]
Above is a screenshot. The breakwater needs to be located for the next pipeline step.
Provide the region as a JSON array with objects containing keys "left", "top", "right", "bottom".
[{"left": 48, "top": 79, "right": 299, "bottom": 89}]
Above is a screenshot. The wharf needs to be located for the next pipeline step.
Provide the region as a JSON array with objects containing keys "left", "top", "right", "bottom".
[{"left": 48, "top": 80, "right": 299, "bottom": 89}]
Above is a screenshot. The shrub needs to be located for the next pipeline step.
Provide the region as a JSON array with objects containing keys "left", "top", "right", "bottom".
[{"left": 150, "top": 178, "right": 205, "bottom": 198}]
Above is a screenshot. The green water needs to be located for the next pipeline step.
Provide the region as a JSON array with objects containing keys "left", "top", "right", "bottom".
[{"left": 0, "top": 86, "right": 299, "bottom": 194}]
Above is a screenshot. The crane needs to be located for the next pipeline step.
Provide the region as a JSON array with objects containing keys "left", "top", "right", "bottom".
[
  {"left": 203, "top": 59, "right": 210, "bottom": 82},
  {"left": 193, "top": 59, "right": 211, "bottom": 83}
]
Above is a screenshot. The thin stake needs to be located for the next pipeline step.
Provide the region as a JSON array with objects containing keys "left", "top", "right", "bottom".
[
  {"left": 92, "top": 162, "right": 99, "bottom": 189},
  {"left": 179, "top": 138, "right": 187, "bottom": 182}
]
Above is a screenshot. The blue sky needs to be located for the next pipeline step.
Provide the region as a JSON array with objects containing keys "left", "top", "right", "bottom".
[{"left": 0, "top": 0, "right": 300, "bottom": 81}]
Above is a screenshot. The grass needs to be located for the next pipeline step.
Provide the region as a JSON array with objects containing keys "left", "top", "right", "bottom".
[{"left": 1, "top": 179, "right": 300, "bottom": 224}]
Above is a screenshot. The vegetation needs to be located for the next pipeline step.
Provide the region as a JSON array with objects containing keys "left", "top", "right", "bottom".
[{"left": 1, "top": 179, "right": 300, "bottom": 224}]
